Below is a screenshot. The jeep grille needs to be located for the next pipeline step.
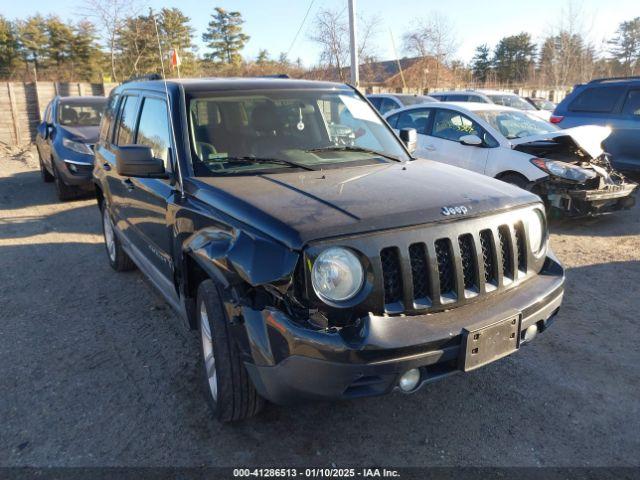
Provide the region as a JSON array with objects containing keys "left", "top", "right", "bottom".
[{"left": 380, "top": 219, "right": 532, "bottom": 314}]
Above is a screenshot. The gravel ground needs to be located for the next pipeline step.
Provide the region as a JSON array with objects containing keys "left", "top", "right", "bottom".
[{"left": 1, "top": 150, "right": 639, "bottom": 467}]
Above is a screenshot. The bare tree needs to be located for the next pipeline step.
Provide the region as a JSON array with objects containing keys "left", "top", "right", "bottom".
[
  {"left": 308, "top": 7, "right": 380, "bottom": 82},
  {"left": 402, "top": 13, "right": 458, "bottom": 88},
  {"left": 538, "top": 1, "right": 597, "bottom": 87},
  {"left": 79, "top": 0, "right": 139, "bottom": 82}
]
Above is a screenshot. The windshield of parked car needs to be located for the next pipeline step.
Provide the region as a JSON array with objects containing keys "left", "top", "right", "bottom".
[
  {"left": 476, "top": 110, "right": 559, "bottom": 139},
  {"left": 487, "top": 94, "right": 535, "bottom": 111},
  {"left": 58, "top": 101, "right": 106, "bottom": 126},
  {"left": 532, "top": 98, "right": 556, "bottom": 111},
  {"left": 188, "top": 89, "right": 410, "bottom": 175}
]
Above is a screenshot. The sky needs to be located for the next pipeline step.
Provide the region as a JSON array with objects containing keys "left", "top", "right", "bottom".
[{"left": 3, "top": 0, "right": 639, "bottom": 66}]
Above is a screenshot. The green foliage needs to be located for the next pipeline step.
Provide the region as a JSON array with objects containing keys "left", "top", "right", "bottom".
[
  {"left": 202, "top": 7, "right": 249, "bottom": 64},
  {"left": 493, "top": 33, "right": 536, "bottom": 83},
  {"left": 609, "top": 17, "right": 640, "bottom": 75},
  {"left": 471, "top": 44, "right": 492, "bottom": 83},
  {"left": 0, "top": 16, "right": 19, "bottom": 72},
  {"left": 17, "top": 15, "right": 48, "bottom": 70}
]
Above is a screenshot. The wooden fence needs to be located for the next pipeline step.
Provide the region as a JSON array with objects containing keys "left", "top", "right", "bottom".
[{"left": 0, "top": 82, "right": 118, "bottom": 148}]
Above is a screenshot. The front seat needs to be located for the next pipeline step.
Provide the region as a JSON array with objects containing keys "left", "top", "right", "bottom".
[
  {"left": 60, "top": 106, "right": 78, "bottom": 125},
  {"left": 250, "top": 103, "right": 283, "bottom": 156}
]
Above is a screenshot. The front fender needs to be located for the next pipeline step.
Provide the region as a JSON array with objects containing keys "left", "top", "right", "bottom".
[{"left": 183, "top": 228, "right": 299, "bottom": 288}]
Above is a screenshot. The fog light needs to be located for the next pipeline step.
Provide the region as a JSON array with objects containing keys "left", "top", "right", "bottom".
[
  {"left": 399, "top": 368, "right": 421, "bottom": 392},
  {"left": 523, "top": 324, "right": 538, "bottom": 343}
]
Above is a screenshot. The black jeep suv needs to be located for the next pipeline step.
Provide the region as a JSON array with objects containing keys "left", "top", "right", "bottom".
[{"left": 93, "top": 78, "right": 564, "bottom": 422}]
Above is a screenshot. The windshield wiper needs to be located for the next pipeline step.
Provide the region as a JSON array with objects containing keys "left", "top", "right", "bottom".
[
  {"left": 306, "top": 146, "right": 402, "bottom": 162},
  {"left": 222, "top": 156, "right": 317, "bottom": 171}
]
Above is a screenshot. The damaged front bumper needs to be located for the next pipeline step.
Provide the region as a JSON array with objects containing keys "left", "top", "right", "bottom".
[
  {"left": 545, "top": 180, "right": 637, "bottom": 217},
  {"left": 232, "top": 254, "right": 565, "bottom": 405}
]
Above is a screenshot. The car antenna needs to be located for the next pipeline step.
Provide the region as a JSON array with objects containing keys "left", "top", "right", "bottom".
[{"left": 150, "top": 8, "right": 184, "bottom": 197}]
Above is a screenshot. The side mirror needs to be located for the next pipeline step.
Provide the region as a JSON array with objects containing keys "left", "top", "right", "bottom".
[
  {"left": 37, "top": 122, "right": 48, "bottom": 139},
  {"left": 460, "top": 134, "right": 483, "bottom": 147},
  {"left": 116, "top": 145, "right": 166, "bottom": 177},
  {"left": 399, "top": 128, "right": 417, "bottom": 153}
]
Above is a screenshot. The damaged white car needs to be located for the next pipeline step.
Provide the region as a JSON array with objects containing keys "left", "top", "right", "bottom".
[{"left": 385, "top": 102, "right": 638, "bottom": 217}]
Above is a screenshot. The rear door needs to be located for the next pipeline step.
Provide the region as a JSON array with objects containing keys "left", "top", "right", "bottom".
[
  {"left": 120, "top": 94, "right": 175, "bottom": 281},
  {"left": 609, "top": 88, "right": 640, "bottom": 171},
  {"left": 424, "top": 108, "right": 490, "bottom": 173},
  {"left": 103, "top": 93, "right": 140, "bottom": 232}
]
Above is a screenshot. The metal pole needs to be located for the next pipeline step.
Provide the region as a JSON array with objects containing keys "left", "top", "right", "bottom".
[{"left": 348, "top": 0, "right": 359, "bottom": 86}]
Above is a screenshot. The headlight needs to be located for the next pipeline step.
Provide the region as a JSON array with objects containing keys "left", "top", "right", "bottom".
[
  {"left": 531, "top": 158, "right": 596, "bottom": 183},
  {"left": 527, "top": 208, "right": 546, "bottom": 256},
  {"left": 311, "top": 247, "right": 364, "bottom": 303},
  {"left": 62, "top": 138, "right": 93, "bottom": 155}
]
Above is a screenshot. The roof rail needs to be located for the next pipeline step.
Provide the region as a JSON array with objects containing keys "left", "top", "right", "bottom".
[
  {"left": 588, "top": 76, "right": 640, "bottom": 84},
  {"left": 123, "top": 73, "right": 163, "bottom": 84}
]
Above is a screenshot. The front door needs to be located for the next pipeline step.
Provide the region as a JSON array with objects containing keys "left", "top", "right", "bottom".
[
  {"left": 426, "top": 109, "right": 489, "bottom": 174},
  {"left": 120, "top": 95, "right": 175, "bottom": 282}
]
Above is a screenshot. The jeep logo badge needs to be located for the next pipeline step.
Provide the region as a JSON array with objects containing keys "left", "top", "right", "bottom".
[{"left": 441, "top": 205, "right": 469, "bottom": 216}]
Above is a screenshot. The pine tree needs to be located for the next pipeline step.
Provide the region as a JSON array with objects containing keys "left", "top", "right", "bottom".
[
  {"left": 0, "top": 16, "right": 19, "bottom": 73},
  {"left": 471, "top": 44, "right": 492, "bottom": 83},
  {"left": 256, "top": 49, "right": 269, "bottom": 65},
  {"left": 17, "top": 15, "right": 48, "bottom": 74},
  {"left": 46, "top": 16, "right": 74, "bottom": 68},
  {"left": 202, "top": 7, "right": 249, "bottom": 64},
  {"left": 493, "top": 33, "right": 536, "bottom": 84},
  {"left": 608, "top": 17, "right": 640, "bottom": 76}
]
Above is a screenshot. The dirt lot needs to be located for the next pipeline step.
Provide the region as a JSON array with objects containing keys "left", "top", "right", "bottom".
[{"left": 1, "top": 150, "right": 639, "bottom": 467}]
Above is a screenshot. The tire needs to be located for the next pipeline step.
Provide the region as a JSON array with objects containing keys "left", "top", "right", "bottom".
[
  {"left": 52, "top": 161, "right": 77, "bottom": 201},
  {"left": 197, "top": 280, "right": 264, "bottom": 422},
  {"left": 101, "top": 204, "right": 136, "bottom": 272},
  {"left": 38, "top": 151, "right": 54, "bottom": 183},
  {"left": 498, "top": 172, "right": 530, "bottom": 189}
]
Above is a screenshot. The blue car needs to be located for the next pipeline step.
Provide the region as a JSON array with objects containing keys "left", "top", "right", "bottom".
[
  {"left": 551, "top": 77, "right": 640, "bottom": 174},
  {"left": 35, "top": 96, "right": 107, "bottom": 200}
]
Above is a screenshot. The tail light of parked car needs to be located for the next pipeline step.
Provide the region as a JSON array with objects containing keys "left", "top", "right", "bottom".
[{"left": 549, "top": 115, "right": 564, "bottom": 124}]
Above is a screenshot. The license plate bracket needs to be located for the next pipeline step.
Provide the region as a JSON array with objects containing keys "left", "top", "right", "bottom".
[{"left": 460, "top": 314, "right": 521, "bottom": 372}]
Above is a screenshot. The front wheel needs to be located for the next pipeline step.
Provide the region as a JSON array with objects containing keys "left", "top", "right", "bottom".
[
  {"left": 52, "top": 161, "right": 77, "bottom": 201},
  {"left": 38, "top": 151, "right": 54, "bottom": 183},
  {"left": 498, "top": 172, "right": 530, "bottom": 189},
  {"left": 197, "top": 280, "right": 264, "bottom": 422},
  {"left": 101, "top": 204, "right": 135, "bottom": 272}
]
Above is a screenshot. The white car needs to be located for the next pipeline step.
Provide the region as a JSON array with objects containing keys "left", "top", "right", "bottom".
[
  {"left": 384, "top": 102, "right": 638, "bottom": 216},
  {"left": 367, "top": 93, "right": 437, "bottom": 115},
  {"left": 429, "top": 89, "right": 551, "bottom": 121}
]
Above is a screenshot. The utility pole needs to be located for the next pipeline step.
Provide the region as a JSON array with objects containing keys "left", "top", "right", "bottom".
[{"left": 348, "top": 0, "right": 359, "bottom": 87}]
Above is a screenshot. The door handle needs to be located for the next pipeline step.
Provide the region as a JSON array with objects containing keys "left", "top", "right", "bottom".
[
  {"left": 122, "top": 178, "right": 135, "bottom": 191},
  {"left": 103, "top": 162, "right": 111, "bottom": 171},
  {"left": 424, "top": 144, "right": 436, "bottom": 151}
]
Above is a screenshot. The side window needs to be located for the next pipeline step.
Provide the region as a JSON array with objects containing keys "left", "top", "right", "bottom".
[
  {"left": 622, "top": 89, "right": 640, "bottom": 117},
  {"left": 386, "top": 113, "right": 400, "bottom": 129},
  {"left": 135, "top": 97, "right": 171, "bottom": 167},
  {"left": 395, "top": 108, "right": 432, "bottom": 134},
  {"left": 379, "top": 98, "right": 400, "bottom": 115},
  {"left": 115, "top": 95, "right": 139, "bottom": 146},
  {"left": 43, "top": 104, "right": 51, "bottom": 123},
  {"left": 432, "top": 109, "right": 482, "bottom": 142},
  {"left": 448, "top": 95, "right": 470, "bottom": 102},
  {"left": 368, "top": 97, "right": 382, "bottom": 111},
  {"left": 470, "top": 95, "right": 486, "bottom": 103},
  {"left": 569, "top": 86, "right": 626, "bottom": 113},
  {"left": 99, "top": 93, "right": 120, "bottom": 144}
]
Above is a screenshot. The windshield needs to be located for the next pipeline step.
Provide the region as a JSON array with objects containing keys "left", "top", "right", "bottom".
[
  {"left": 487, "top": 94, "right": 535, "bottom": 111},
  {"left": 58, "top": 101, "right": 105, "bottom": 126},
  {"left": 476, "top": 110, "right": 559, "bottom": 139},
  {"left": 532, "top": 98, "right": 556, "bottom": 111},
  {"left": 188, "top": 89, "right": 409, "bottom": 175}
]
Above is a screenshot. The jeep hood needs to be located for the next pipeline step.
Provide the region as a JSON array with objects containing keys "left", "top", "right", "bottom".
[
  {"left": 510, "top": 125, "right": 611, "bottom": 159},
  {"left": 192, "top": 160, "right": 539, "bottom": 249}
]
